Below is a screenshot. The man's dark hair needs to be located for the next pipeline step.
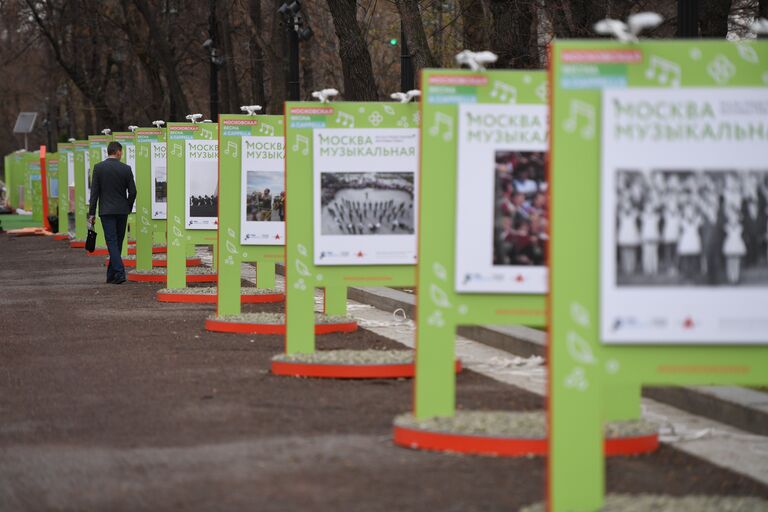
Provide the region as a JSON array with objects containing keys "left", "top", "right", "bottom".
[{"left": 107, "top": 141, "right": 123, "bottom": 155}]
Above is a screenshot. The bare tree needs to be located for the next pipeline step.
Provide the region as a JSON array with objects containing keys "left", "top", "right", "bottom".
[
  {"left": 489, "top": 0, "right": 538, "bottom": 68},
  {"left": 459, "top": 0, "right": 490, "bottom": 51},
  {"left": 131, "top": 0, "right": 191, "bottom": 119},
  {"left": 700, "top": 0, "right": 733, "bottom": 36},
  {"left": 394, "top": 0, "right": 438, "bottom": 78},
  {"left": 326, "top": 0, "right": 379, "bottom": 100},
  {"left": 248, "top": 0, "right": 267, "bottom": 107}
]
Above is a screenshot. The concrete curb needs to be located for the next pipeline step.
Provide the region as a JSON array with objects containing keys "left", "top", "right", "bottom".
[{"left": 346, "top": 284, "right": 768, "bottom": 436}]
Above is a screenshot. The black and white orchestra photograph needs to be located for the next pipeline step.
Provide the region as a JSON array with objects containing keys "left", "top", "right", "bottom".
[
  {"left": 188, "top": 168, "right": 218, "bottom": 218},
  {"left": 154, "top": 166, "right": 167, "bottom": 203},
  {"left": 615, "top": 169, "right": 768, "bottom": 287},
  {"left": 320, "top": 172, "right": 414, "bottom": 236}
]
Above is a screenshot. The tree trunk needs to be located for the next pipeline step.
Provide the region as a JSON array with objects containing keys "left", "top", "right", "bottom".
[
  {"left": 248, "top": 0, "right": 267, "bottom": 108},
  {"left": 545, "top": 0, "right": 609, "bottom": 38},
  {"left": 761, "top": 0, "right": 768, "bottom": 19},
  {"left": 131, "top": 0, "right": 190, "bottom": 120},
  {"left": 219, "top": 2, "right": 242, "bottom": 114},
  {"left": 394, "top": 0, "right": 438, "bottom": 79},
  {"left": 326, "top": 0, "right": 378, "bottom": 100},
  {"left": 489, "top": 0, "right": 537, "bottom": 69},
  {"left": 267, "top": 0, "right": 287, "bottom": 114},
  {"left": 699, "top": 0, "right": 732, "bottom": 37},
  {"left": 459, "top": 0, "right": 489, "bottom": 52}
]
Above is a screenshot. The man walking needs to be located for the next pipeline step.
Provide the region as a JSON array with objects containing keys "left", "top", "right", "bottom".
[{"left": 88, "top": 141, "right": 137, "bottom": 284}]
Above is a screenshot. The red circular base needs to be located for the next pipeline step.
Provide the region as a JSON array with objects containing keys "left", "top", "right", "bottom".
[
  {"left": 272, "top": 360, "right": 462, "bottom": 379},
  {"left": 107, "top": 257, "right": 201, "bottom": 268},
  {"left": 156, "top": 291, "right": 285, "bottom": 304},
  {"left": 53, "top": 234, "right": 69, "bottom": 240},
  {"left": 127, "top": 272, "right": 217, "bottom": 283},
  {"left": 87, "top": 249, "right": 109, "bottom": 256},
  {"left": 70, "top": 241, "right": 85, "bottom": 248},
  {"left": 392, "top": 426, "right": 659, "bottom": 457},
  {"left": 204, "top": 319, "right": 358, "bottom": 335}
]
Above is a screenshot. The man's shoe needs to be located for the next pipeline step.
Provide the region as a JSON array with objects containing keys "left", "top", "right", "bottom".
[
  {"left": 112, "top": 277, "right": 127, "bottom": 285},
  {"left": 106, "top": 277, "right": 116, "bottom": 283}
]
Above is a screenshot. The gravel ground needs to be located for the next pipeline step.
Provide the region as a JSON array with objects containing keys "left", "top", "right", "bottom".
[
  {"left": 159, "top": 287, "right": 280, "bottom": 295},
  {"left": 394, "top": 411, "right": 657, "bottom": 439},
  {"left": 1, "top": 236, "right": 767, "bottom": 512},
  {"left": 130, "top": 266, "right": 216, "bottom": 276},
  {"left": 210, "top": 312, "right": 352, "bottom": 324},
  {"left": 273, "top": 349, "right": 414, "bottom": 365}
]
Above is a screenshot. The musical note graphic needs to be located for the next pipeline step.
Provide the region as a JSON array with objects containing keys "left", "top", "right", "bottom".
[
  {"left": 736, "top": 43, "right": 759, "bottom": 64},
  {"left": 644, "top": 55, "right": 681, "bottom": 87},
  {"left": 489, "top": 80, "right": 517, "bottom": 103},
  {"left": 335, "top": 111, "right": 355, "bottom": 127},
  {"left": 563, "top": 100, "right": 595, "bottom": 140},
  {"left": 259, "top": 123, "right": 275, "bottom": 136},
  {"left": 171, "top": 145, "right": 182, "bottom": 157},
  {"left": 707, "top": 54, "right": 736, "bottom": 84},
  {"left": 292, "top": 134, "right": 309, "bottom": 155},
  {"left": 428, "top": 112, "right": 453, "bottom": 141},
  {"left": 224, "top": 141, "right": 238, "bottom": 157},
  {"left": 201, "top": 128, "right": 214, "bottom": 140}
]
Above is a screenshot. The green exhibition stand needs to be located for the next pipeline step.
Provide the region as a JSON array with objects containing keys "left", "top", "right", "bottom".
[
  {"left": 57, "top": 143, "right": 73, "bottom": 236},
  {"left": 283, "top": 101, "right": 419, "bottom": 354},
  {"left": 216, "top": 114, "right": 285, "bottom": 315},
  {"left": 166, "top": 121, "right": 218, "bottom": 288},
  {"left": 73, "top": 140, "right": 89, "bottom": 241},
  {"left": 549, "top": 39, "right": 768, "bottom": 511},
  {"left": 113, "top": 131, "right": 137, "bottom": 243},
  {"left": 415, "top": 69, "right": 549, "bottom": 418},
  {"left": 5, "top": 151, "right": 27, "bottom": 210},
  {"left": 133, "top": 127, "right": 167, "bottom": 271}
]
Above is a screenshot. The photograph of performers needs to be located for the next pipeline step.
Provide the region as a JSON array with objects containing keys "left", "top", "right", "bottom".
[
  {"left": 246, "top": 171, "right": 284, "bottom": 222},
  {"left": 320, "top": 172, "right": 414, "bottom": 236},
  {"left": 615, "top": 169, "right": 768, "bottom": 286},
  {"left": 493, "top": 150, "right": 547, "bottom": 266},
  {"left": 154, "top": 167, "right": 167, "bottom": 203}
]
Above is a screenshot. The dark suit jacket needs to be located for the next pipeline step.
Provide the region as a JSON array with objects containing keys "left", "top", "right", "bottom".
[{"left": 88, "top": 157, "right": 137, "bottom": 216}]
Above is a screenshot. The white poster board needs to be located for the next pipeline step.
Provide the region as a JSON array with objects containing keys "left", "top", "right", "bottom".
[
  {"left": 600, "top": 87, "right": 768, "bottom": 344},
  {"left": 67, "top": 151, "right": 74, "bottom": 187},
  {"left": 240, "top": 136, "right": 285, "bottom": 245},
  {"left": 185, "top": 140, "right": 218, "bottom": 230},
  {"left": 313, "top": 128, "right": 419, "bottom": 265},
  {"left": 454, "top": 103, "right": 548, "bottom": 293},
  {"left": 124, "top": 142, "right": 137, "bottom": 213},
  {"left": 150, "top": 142, "right": 167, "bottom": 220}
]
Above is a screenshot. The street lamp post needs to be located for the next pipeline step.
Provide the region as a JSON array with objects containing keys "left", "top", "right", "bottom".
[{"left": 278, "top": 1, "right": 313, "bottom": 102}]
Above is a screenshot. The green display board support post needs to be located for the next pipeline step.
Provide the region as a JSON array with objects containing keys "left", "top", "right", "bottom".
[
  {"left": 416, "top": 69, "right": 548, "bottom": 418},
  {"left": 283, "top": 101, "right": 419, "bottom": 354},
  {"left": 57, "top": 143, "right": 73, "bottom": 236},
  {"left": 73, "top": 141, "right": 89, "bottom": 241},
  {"left": 549, "top": 39, "right": 768, "bottom": 511},
  {"left": 25, "top": 152, "right": 42, "bottom": 224},
  {"left": 216, "top": 114, "right": 285, "bottom": 316},
  {"left": 133, "top": 127, "right": 167, "bottom": 271},
  {"left": 166, "top": 122, "right": 219, "bottom": 288}
]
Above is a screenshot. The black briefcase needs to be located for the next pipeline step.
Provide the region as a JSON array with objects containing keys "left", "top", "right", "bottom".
[{"left": 85, "top": 223, "right": 98, "bottom": 253}]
